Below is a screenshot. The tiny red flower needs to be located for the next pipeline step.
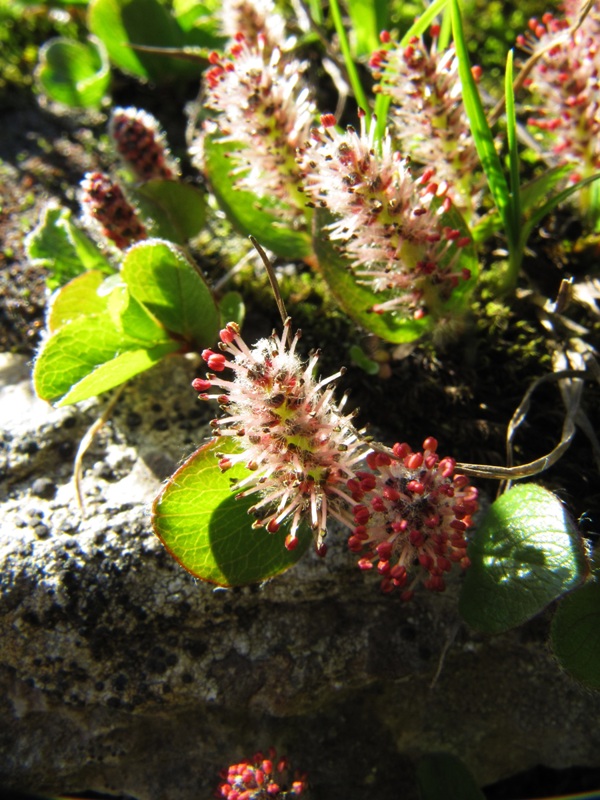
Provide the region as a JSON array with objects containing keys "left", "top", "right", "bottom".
[
  {"left": 216, "top": 749, "right": 307, "bottom": 800},
  {"left": 346, "top": 437, "right": 478, "bottom": 598}
]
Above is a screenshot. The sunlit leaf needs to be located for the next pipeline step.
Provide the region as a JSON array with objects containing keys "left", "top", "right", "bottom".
[
  {"left": 152, "top": 437, "right": 311, "bottom": 586},
  {"left": 460, "top": 484, "right": 588, "bottom": 634},
  {"left": 36, "top": 36, "right": 110, "bottom": 108},
  {"left": 202, "top": 134, "right": 312, "bottom": 260},
  {"left": 26, "top": 205, "right": 113, "bottom": 290},
  {"left": 121, "top": 239, "right": 219, "bottom": 347},
  {"left": 47, "top": 270, "right": 107, "bottom": 333},
  {"left": 131, "top": 180, "right": 206, "bottom": 244}
]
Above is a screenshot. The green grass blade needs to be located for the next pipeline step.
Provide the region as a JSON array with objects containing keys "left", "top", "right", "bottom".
[
  {"left": 329, "top": 0, "right": 371, "bottom": 124},
  {"left": 451, "top": 0, "right": 510, "bottom": 233},
  {"left": 505, "top": 49, "right": 521, "bottom": 247},
  {"left": 522, "top": 172, "right": 600, "bottom": 244},
  {"left": 400, "top": 0, "right": 449, "bottom": 45}
]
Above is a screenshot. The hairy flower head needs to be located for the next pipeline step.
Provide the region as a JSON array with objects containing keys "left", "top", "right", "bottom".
[
  {"left": 193, "top": 320, "right": 368, "bottom": 552},
  {"left": 80, "top": 171, "right": 147, "bottom": 250},
  {"left": 200, "top": 34, "right": 314, "bottom": 216},
  {"left": 217, "top": 749, "right": 307, "bottom": 800},
  {"left": 298, "top": 111, "right": 472, "bottom": 318},
  {"left": 109, "top": 107, "right": 180, "bottom": 182},
  {"left": 346, "top": 437, "right": 478, "bottom": 598},
  {"left": 219, "top": 0, "right": 287, "bottom": 53},
  {"left": 369, "top": 27, "right": 480, "bottom": 209},
  {"left": 517, "top": 7, "right": 600, "bottom": 179}
]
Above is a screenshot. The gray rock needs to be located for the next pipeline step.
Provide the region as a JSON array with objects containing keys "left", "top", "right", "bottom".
[{"left": 1, "top": 352, "right": 599, "bottom": 800}]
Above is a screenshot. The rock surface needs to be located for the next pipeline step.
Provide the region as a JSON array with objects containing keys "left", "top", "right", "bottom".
[{"left": 1, "top": 352, "right": 600, "bottom": 800}]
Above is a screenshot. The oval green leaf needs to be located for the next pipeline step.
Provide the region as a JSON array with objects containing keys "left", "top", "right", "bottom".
[
  {"left": 36, "top": 36, "right": 110, "bottom": 109},
  {"left": 131, "top": 180, "right": 206, "bottom": 244},
  {"left": 48, "top": 270, "right": 107, "bottom": 333},
  {"left": 552, "top": 577, "right": 600, "bottom": 690},
  {"left": 459, "top": 484, "right": 588, "bottom": 634},
  {"left": 416, "top": 753, "right": 485, "bottom": 800},
  {"left": 26, "top": 205, "right": 113, "bottom": 290},
  {"left": 88, "top": 0, "right": 193, "bottom": 81},
  {"left": 152, "top": 437, "right": 311, "bottom": 586},
  {"left": 121, "top": 239, "right": 219, "bottom": 348},
  {"left": 203, "top": 134, "right": 313, "bottom": 260},
  {"left": 34, "top": 288, "right": 179, "bottom": 406}
]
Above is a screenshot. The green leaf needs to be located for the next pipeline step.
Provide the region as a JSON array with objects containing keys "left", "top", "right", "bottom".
[
  {"left": 451, "top": 0, "right": 512, "bottom": 241},
  {"left": 218, "top": 291, "right": 245, "bottom": 328},
  {"left": 47, "top": 270, "right": 107, "bottom": 333},
  {"left": 36, "top": 36, "right": 110, "bottom": 109},
  {"left": 459, "top": 484, "right": 588, "bottom": 634},
  {"left": 417, "top": 754, "right": 485, "bottom": 800},
  {"left": 88, "top": 0, "right": 192, "bottom": 81},
  {"left": 519, "top": 164, "right": 573, "bottom": 215},
  {"left": 312, "top": 206, "right": 478, "bottom": 344},
  {"left": 521, "top": 171, "right": 600, "bottom": 245},
  {"left": 202, "top": 134, "right": 313, "bottom": 260},
  {"left": 505, "top": 50, "right": 521, "bottom": 238},
  {"left": 152, "top": 437, "right": 311, "bottom": 586},
  {"left": 121, "top": 239, "right": 219, "bottom": 348},
  {"left": 131, "top": 180, "right": 206, "bottom": 244},
  {"left": 26, "top": 205, "right": 113, "bottom": 290},
  {"left": 34, "top": 284, "right": 179, "bottom": 406},
  {"left": 552, "top": 578, "right": 600, "bottom": 690}
]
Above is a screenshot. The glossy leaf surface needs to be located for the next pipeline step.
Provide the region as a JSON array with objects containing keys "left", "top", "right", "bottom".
[
  {"left": 460, "top": 484, "right": 587, "bottom": 633},
  {"left": 152, "top": 437, "right": 311, "bottom": 586},
  {"left": 121, "top": 239, "right": 219, "bottom": 347},
  {"left": 131, "top": 180, "right": 206, "bottom": 244},
  {"left": 36, "top": 36, "right": 110, "bottom": 109}
]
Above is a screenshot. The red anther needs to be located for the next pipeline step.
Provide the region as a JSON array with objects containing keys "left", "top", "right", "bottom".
[
  {"left": 471, "top": 65, "right": 482, "bottom": 80},
  {"left": 320, "top": 113, "right": 337, "bottom": 127},
  {"left": 380, "top": 578, "right": 395, "bottom": 593},
  {"left": 380, "top": 30, "right": 391, "bottom": 43},
  {"left": 424, "top": 454, "right": 438, "bottom": 470},
  {"left": 423, "top": 436, "right": 438, "bottom": 452},
  {"left": 208, "top": 51, "right": 221, "bottom": 64},
  {"left": 418, "top": 552, "right": 433, "bottom": 570},
  {"left": 406, "top": 479, "right": 425, "bottom": 495},
  {"left": 218, "top": 457, "right": 232, "bottom": 471},
  {"left": 266, "top": 785, "right": 280, "bottom": 796},
  {"left": 267, "top": 519, "right": 280, "bottom": 533},
  {"left": 420, "top": 167, "right": 435, "bottom": 184},
  {"left": 358, "top": 557, "right": 374, "bottom": 571},
  {"left": 285, "top": 533, "right": 298, "bottom": 550},
  {"left": 430, "top": 24, "right": 441, "bottom": 37},
  {"left": 451, "top": 519, "right": 468, "bottom": 531},
  {"left": 390, "top": 564, "right": 407, "bottom": 581},
  {"left": 348, "top": 536, "right": 364, "bottom": 552},
  {"left": 371, "top": 496, "right": 386, "bottom": 513},
  {"left": 438, "top": 457, "right": 455, "bottom": 478},
  {"left": 441, "top": 197, "right": 452, "bottom": 213},
  {"left": 375, "top": 452, "right": 392, "bottom": 467},
  {"left": 377, "top": 560, "right": 391, "bottom": 575},
  {"left": 457, "top": 236, "right": 471, "bottom": 247},
  {"left": 360, "top": 473, "right": 376, "bottom": 491},
  {"left": 353, "top": 525, "right": 369, "bottom": 540},
  {"left": 410, "top": 529, "right": 425, "bottom": 547},
  {"left": 424, "top": 514, "right": 440, "bottom": 528},
  {"left": 437, "top": 556, "right": 452, "bottom": 572},
  {"left": 316, "top": 542, "right": 328, "bottom": 557},
  {"left": 220, "top": 326, "right": 236, "bottom": 344},
  {"left": 254, "top": 769, "right": 265, "bottom": 786},
  {"left": 392, "top": 442, "right": 411, "bottom": 459},
  {"left": 414, "top": 308, "right": 427, "bottom": 320},
  {"left": 234, "top": 31, "right": 245, "bottom": 42},
  {"left": 376, "top": 541, "right": 393, "bottom": 560},
  {"left": 382, "top": 485, "right": 400, "bottom": 502},
  {"left": 405, "top": 452, "right": 423, "bottom": 470},
  {"left": 353, "top": 504, "right": 370, "bottom": 524},
  {"left": 192, "top": 378, "right": 212, "bottom": 392}
]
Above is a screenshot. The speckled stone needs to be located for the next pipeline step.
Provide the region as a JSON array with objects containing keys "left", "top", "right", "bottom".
[{"left": 1, "top": 353, "right": 600, "bottom": 800}]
